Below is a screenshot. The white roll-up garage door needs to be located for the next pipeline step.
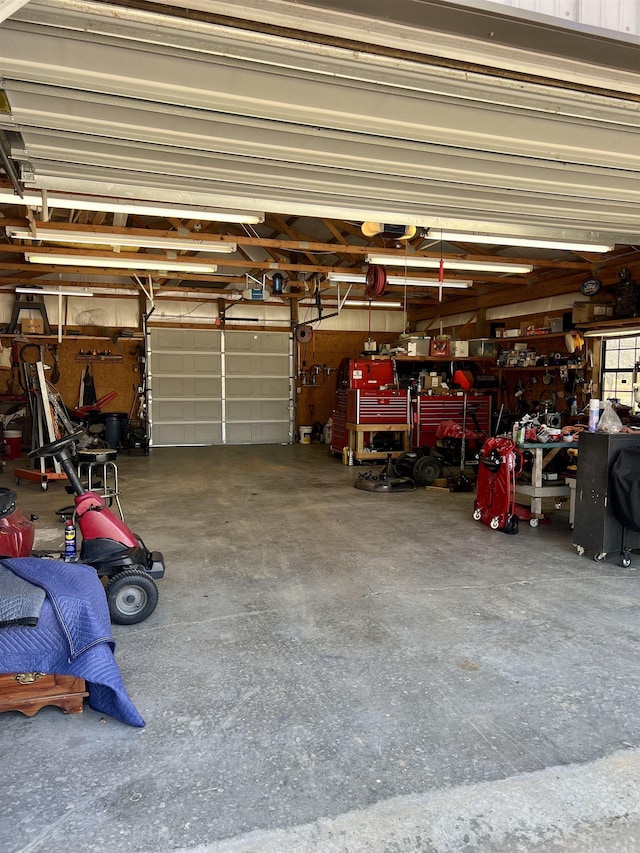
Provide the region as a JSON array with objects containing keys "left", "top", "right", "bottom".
[{"left": 148, "top": 327, "right": 293, "bottom": 446}]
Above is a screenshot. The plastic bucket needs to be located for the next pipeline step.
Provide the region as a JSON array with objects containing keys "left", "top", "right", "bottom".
[
  {"left": 299, "top": 425, "right": 313, "bottom": 444},
  {"left": 4, "top": 430, "right": 22, "bottom": 459}
]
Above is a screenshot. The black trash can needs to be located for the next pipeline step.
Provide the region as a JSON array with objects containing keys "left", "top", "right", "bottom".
[{"left": 104, "top": 413, "right": 128, "bottom": 450}]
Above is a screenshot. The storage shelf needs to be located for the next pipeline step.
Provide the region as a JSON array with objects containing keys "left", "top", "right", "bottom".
[
  {"left": 393, "top": 355, "right": 495, "bottom": 362},
  {"left": 497, "top": 363, "right": 585, "bottom": 372},
  {"left": 498, "top": 332, "right": 568, "bottom": 343}
]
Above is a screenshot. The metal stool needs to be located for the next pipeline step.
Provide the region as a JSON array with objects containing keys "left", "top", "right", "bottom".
[{"left": 77, "top": 449, "right": 124, "bottom": 521}]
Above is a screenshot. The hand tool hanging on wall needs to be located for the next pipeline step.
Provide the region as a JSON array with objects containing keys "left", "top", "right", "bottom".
[
  {"left": 79, "top": 364, "right": 98, "bottom": 407},
  {"left": 47, "top": 344, "right": 60, "bottom": 384}
]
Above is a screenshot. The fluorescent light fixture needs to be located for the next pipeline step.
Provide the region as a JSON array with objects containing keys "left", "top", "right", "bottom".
[
  {"left": 326, "top": 273, "right": 369, "bottom": 284},
  {"left": 345, "top": 300, "right": 403, "bottom": 308},
  {"left": 366, "top": 254, "right": 533, "bottom": 274},
  {"left": 24, "top": 252, "right": 218, "bottom": 274},
  {"left": 327, "top": 273, "right": 471, "bottom": 289},
  {"left": 7, "top": 226, "right": 237, "bottom": 254},
  {"left": 16, "top": 286, "right": 94, "bottom": 297},
  {"left": 387, "top": 276, "right": 470, "bottom": 289},
  {"left": 583, "top": 328, "right": 640, "bottom": 339},
  {"left": 0, "top": 191, "right": 264, "bottom": 224},
  {"left": 434, "top": 231, "right": 614, "bottom": 253}
]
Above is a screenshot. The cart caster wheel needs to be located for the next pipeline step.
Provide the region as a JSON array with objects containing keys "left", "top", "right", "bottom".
[
  {"left": 41, "top": 482, "right": 48, "bottom": 492},
  {"left": 529, "top": 518, "right": 539, "bottom": 528},
  {"left": 473, "top": 509, "right": 482, "bottom": 521},
  {"left": 504, "top": 515, "right": 519, "bottom": 535},
  {"left": 490, "top": 516, "right": 500, "bottom": 530},
  {"left": 622, "top": 556, "right": 631, "bottom": 568},
  {"left": 575, "top": 545, "right": 585, "bottom": 556},
  {"left": 594, "top": 552, "right": 607, "bottom": 563},
  {"left": 15, "top": 478, "right": 21, "bottom": 486}
]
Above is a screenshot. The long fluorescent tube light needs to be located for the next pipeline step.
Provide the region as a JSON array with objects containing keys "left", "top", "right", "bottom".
[
  {"left": 7, "top": 227, "right": 237, "bottom": 254},
  {"left": 346, "top": 300, "right": 403, "bottom": 308},
  {"left": 366, "top": 255, "right": 533, "bottom": 274},
  {"left": 434, "top": 231, "right": 614, "bottom": 253},
  {"left": 327, "top": 273, "right": 471, "bottom": 288},
  {"left": 387, "top": 275, "right": 470, "bottom": 289},
  {"left": 0, "top": 191, "right": 264, "bottom": 224},
  {"left": 24, "top": 253, "right": 218, "bottom": 274},
  {"left": 16, "top": 286, "right": 94, "bottom": 297},
  {"left": 583, "top": 328, "right": 640, "bottom": 339}
]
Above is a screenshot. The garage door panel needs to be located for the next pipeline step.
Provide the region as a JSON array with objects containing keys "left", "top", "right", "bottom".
[
  {"left": 225, "top": 354, "right": 289, "bottom": 376},
  {"left": 226, "top": 376, "right": 290, "bottom": 398},
  {"left": 151, "top": 352, "right": 221, "bottom": 375},
  {"left": 225, "top": 331, "right": 290, "bottom": 354},
  {"left": 152, "top": 328, "right": 221, "bottom": 351},
  {"left": 225, "top": 422, "right": 290, "bottom": 445},
  {"left": 153, "top": 422, "right": 223, "bottom": 446},
  {"left": 226, "top": 399, "right": 289, "bottom": 421},
  {"left": 153, "top": 400, "right": 222, "bottom": 422},
  {"left": 153, "top": 376, "right": 222, "bottom": 398}
]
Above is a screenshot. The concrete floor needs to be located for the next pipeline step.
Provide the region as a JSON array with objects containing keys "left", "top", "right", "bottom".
[{"left": 1, "top": 443, "right": 640, "bottom": 853}]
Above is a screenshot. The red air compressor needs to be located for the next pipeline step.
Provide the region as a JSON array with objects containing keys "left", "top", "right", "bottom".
[{"left": 473, "top": 436, "right": 528, "bottom": 534}]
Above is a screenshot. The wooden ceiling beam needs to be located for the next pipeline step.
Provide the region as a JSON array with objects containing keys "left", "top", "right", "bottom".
[
  {"left": 409, "top": 270, "right": 591, "bottom": 321},
  {"left": 0, "top": 218, "right": 601, "bottom": 270},
  {"left": 267, "top": 213, "right": 323, "bottom": 267}
]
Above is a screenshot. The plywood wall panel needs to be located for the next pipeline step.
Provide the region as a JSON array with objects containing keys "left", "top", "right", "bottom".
[
  {"left": 0, "top": 336, "right": 140, "bottom": 419},
  {"left": 296, "top": 330, "right": 397, "bottom": 430}
]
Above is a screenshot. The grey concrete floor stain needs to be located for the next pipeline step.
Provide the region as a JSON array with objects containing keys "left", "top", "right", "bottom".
[{"left": 1, "top": 444, "right": 639, "bottom": 852}]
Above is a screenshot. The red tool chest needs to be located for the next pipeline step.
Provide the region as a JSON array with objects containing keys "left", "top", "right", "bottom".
[
  {"left": 413, "top": 394, "right": 492, "bottom": 449},
  {"left": 339, "top": 358, "right": 394, "bottom": 390},
  {"left": 346, "top": 389, "right": 410, "bottom": 424}
]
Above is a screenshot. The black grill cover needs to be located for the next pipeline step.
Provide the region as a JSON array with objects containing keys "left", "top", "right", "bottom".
[{"left": 610, "top": 446, "right": 640, "bottom": 532}]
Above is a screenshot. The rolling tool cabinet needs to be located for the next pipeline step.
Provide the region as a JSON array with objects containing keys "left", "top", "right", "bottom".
[
  {"left": 413, "top": 394, "right": 491, "bottom": 449},
  {"left": 572, "top": 431, "right": 640, "bottom": 563}
]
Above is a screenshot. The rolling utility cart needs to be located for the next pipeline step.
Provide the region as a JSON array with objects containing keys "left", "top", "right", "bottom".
[
  {"left": 515, "top": 441, "right": 570, "bottom": 526},
  {"left": 573, "top": 431, "right": 640, "bottom": 566}
]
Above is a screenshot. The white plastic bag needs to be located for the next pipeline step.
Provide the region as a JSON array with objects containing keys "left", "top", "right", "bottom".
[{"left": 597, "top": 400, "right": 623, "bottom": 433}]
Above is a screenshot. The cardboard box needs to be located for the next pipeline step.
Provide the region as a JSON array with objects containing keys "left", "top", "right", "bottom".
[
  {"left": 572, "top": 302, "right": 614, "bottom": 324},
  {"left": 420, "top": 373, "right": 444, "bottom": 391},
  {"left": 21, "top": 318, "right": 44, "bottom": 335},
  {"left": 451, "top": 340, "right": 469, "bottom": 357}
]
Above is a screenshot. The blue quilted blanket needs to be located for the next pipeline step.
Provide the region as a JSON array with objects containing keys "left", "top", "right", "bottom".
[{"left": 0, "top": 558, "right": 144, "bottom": 727}]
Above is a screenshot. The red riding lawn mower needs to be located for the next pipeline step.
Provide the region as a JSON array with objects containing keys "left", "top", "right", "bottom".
[{"left": 0, "top": 431, "right": 165, "bottom": 624}]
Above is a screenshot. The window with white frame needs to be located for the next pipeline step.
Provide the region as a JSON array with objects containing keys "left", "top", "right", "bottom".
[{"left": 601, "top": 336, "right": 640, "bottom": 411}]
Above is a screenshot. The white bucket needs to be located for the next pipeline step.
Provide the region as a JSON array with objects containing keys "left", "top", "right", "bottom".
[{"left": 299, "top": 425, "right": 313, "bottom": 444}]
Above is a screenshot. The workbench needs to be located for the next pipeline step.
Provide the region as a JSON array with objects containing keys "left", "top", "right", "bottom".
[
  {"left": 515, "top": 440, "right": 571, "bottom": 524},
  {"left": 346, "top": 422, "right": 411, "bottom": 461}
]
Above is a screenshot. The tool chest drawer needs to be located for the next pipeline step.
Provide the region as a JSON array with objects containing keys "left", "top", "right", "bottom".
[{"left": 346, "top": 389, "right": 410, "bottom": 424}]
